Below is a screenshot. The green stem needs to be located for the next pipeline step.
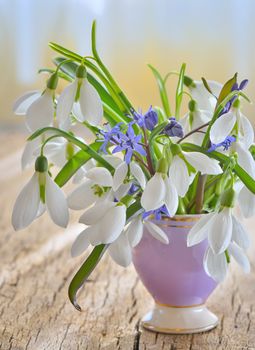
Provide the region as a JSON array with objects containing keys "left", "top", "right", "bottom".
[{"left": 195, "top": 174, "right": 207, "bottom": 213}]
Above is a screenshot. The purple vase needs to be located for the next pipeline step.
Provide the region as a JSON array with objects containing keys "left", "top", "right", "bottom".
[{"left": 132, "top": 215, "right": 218, "bottom": 334}]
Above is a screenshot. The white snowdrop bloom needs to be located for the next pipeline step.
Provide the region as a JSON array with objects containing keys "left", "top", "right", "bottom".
[
  {"left": 235, "top": 143, "right": 255, "bottom": 218},
  {"left": 72, "top": 158, "right": 97, "bottom": 184},
  {"left": 12, "top": 156, "right": 69, "bottom": 230},
  {"left": 168, "top": 152, "right": 222, "bottom": 198},
  {"left": 76, "top": 202, "right": 126, "bottom": 246},
  {"left": 108, "top": 230, "right": 132, "bottom": 267},
  {"left": 57, "top": 65, "right": 103, "bottom": 127},
  {"left": 141, "top": 173, "right": 178, "bottom": 216},
  {"left": 112, "top": 161, "right": 146, "bottom": 192},
  {"left": 126, "top": 215, "right": 169, "bottom": 248},
  {"left": 13, "top": 73, "right": 58, "bottom": 132},
  {"left": 187, "top": 208, "right": 251, "bottom": 256},
  {"left": 203, "top": 242, "right": 250, "bottom": 282},
  {"left": 180, "top": 109, "right": 212, "bottom": 145},
  {"left": 210, "top": 111, "right": 237, "bottom": 145},
  {"left": 189, "top": 80, "right": 222, "bottom": 112}
]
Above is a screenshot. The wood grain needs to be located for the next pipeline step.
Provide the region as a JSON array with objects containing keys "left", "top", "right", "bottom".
[{"left": 0, "top": 133, "right": 255, "bottom": 350}]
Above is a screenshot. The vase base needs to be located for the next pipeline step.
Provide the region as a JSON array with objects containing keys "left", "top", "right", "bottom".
[{"left": 141, "top": 302, "right": 218, "bottom": 334}]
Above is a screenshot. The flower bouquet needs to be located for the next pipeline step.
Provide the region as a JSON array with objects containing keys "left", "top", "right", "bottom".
[{"left": 12, "top": 22, "right": 255, "bottom": 333}]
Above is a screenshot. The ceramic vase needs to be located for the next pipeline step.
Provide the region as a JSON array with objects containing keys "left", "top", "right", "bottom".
[{"left": 132, "top": 215, "right": 218, "bottom": 334}]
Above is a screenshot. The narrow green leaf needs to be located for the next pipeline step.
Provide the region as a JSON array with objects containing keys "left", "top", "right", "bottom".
[
  {"left": 28, "top": 127, "right": 114, "bottom": 173},
  {"left": 68, "top": 199, "right": 142, "bottom": 311},
  {"left": 38, "top": 67, "right": 72, "bottom": 82},
  {"left": 175, "top": 63, "right": 186, "bottom": 119},
  {"left": 201, "top": 77, "right": 214, "bottom": 95},
  {"left": 149, "top": 121, "right": 169, "bottom": 143},
  {"left": 148, "top": 64, "right": 171, "bottom": 117},
  {"left": 55, "top": 144, "right": 101, "bottom": 187},
  {"left": 68, "top": 244, "right": 107, "bottom": 311},
  {"left": 181, "top": 142, "right": 255, "bottom": 194}
]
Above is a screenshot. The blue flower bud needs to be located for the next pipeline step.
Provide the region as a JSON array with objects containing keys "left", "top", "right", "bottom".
[
  {"left": 144, "top": 107, "right": 158, "bottom": 131},
  {"left": 164, "top": 117, "right": 184, "bottom": 138}
]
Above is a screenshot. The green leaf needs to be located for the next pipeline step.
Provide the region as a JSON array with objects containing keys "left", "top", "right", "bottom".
[
  {"left": 149, "top": 121, "right": 169, "bottom": 143},
  {"left": 68, "top": 199, "right": 142, "bottom": 311},
  {"left": 216, "top": 73, "right": 237, "bottom": 108},
  {"left": 181, "top": 143, "right": 255, "bottom": 194},
  {"left": 55, "top": 144, "right": 101, "bottom": 187},
  {"left": 28, "top": 127, "right": 115, "bottom": 173},
  {"left": 68, "top": 244, "right": 107, "bottom": 311},
  {"left": 175, "top": 63, "right": 186, "bottom": 119},
  {"left": 38, "top": 67, "right": 72, "bottom": 82},
  {"left": 148, "top": 64, "right": 171, "bottom": 117}
]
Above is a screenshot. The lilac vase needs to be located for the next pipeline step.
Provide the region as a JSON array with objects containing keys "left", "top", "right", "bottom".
[{"left": 132, "top": 215, "right": 218, "bottom": 334}]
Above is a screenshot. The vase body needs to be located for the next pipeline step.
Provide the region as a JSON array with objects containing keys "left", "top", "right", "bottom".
[{"left": 132, "top": 215, "right": 218, "bottom": 334}]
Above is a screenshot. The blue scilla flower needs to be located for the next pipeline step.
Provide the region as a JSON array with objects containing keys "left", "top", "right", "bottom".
[
  {"left": 208, "top": 135, "right": 236, "bottom": 153},
  {"left": 132, "top": 106, "right": 158, "bottom": 131},
  {"left": 164, "top": 117, "right": 184, "bottom": 138},
  {"left": 97, "top": 122, "right": 123, "bottom": 153}
]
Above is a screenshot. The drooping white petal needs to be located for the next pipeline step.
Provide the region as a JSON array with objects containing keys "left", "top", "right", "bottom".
[
  {"left": 203, "top": 247, "right": 228, "bottom": 282},
  {"left": 144, "top": 221, "right": 169, "bottom": 244},
  {"left": 141, "top": 173, "right": 166, "bottom": 211},
  {"left": 190, "top": 80, "right": 222, "bottom": 111},
  {"left": 104, "top": 155, "right": 123, "bottom": 169},
  {"left": 231, "top": 215, "right": 251, "bottom": 249},
  {"left": 73, "top": 159, "right": 97, "bottom": 184},
  {"left": 113, "top": 161, "right": 128, "bottom": 191},
  {"left": 13, "top": 91, "right": 41, "bottom": 115},
  {"left": 71, "top": 229, "right": 90, "bottom": 257},
  {"left": 56, "top": 80, "right": 77, "bottom": 124},
  {"left": 67, "top": 179, "right": 97, "bottom": 210},
  {"left": 210, "top": 112, "right": 236, "bottom": 145},
  {"left": 238, "top": 186, "right": 255, "bottom": 218},
  {"left": 83, "top": 225, "right": 101, "bottom": 246},
  {"left": 78, "top": 80, "right": 103, "bottom": 125},
  {"left": 108, "top": 232, "right": 132, "bottom": 267},
  {"left": 208, "top": 208, "right": 232, "bottom": 254},
  {"left": 126, "top": 216, "right": 144, "bottom": 247},
  {"left": 187, "top": 213, "right": 215, "bottom": 247},
  {"left": 239, "top": 113, "right": 254, "bottom": 149},
  {"left": 183, "top": 152, "right": 222, "bottom": 175},
  {"left": 79, "top": 200, "right": 115, "bottom": 225},
  {"left": 130, "top": 162, "right": 146, "bottom": 189},
  {"left": 228, "top": 242, "right": 250, "bottom": 273},
  {"left": 26, "top": 89, "right": 54, "bottom": 132},
  {"left": 12, "top": 173, "right": 40, "bottom": 230},
  {"left": 235, "top": 143, "right": 255, "bottom": 177},
  {"left": 164, "top": 177, "right": 178, "bottom": 217},
  {"left": 114, "top": 182, "right": 132, "bottom": 201},
  {"left": 85, "top": 167, "right": 113, "bottom": 187},
  {"left": 21, "top": 138, "right": 41, "bottom": 170},
  {"left": 169, "top": 156, "right": 190, "bottom": 197},
  {"left": 45, "top": 174, "right": 69, "bottom": 228},
  {"left": 97, "top": 205, "right": 126, "bottom": 244}
]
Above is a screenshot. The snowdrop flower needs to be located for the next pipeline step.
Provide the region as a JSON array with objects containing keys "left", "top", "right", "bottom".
[
  {"left": 169, "top": 147, "right": 222, "bottom": 197},
  {"left": 12, "top": 155, "right": 69, "bottom": 230},
  {"left": 126, "top": 213, "right": 169, "bottom": 248},
  {"left": 112, "top": 160, "right": 146, "bottom": 192},
  {"left": 141, "top": 159, "right": 178, "bottom": 215},
  {"left": 67, "top": 166, "right": 113, "bottom": 210},
  {"left": 72, "top": 200, "right": 126, "bottom": 247},
  {"left": 57, "top": 64, "right": 103, "bottom": 127},
  {"left": 204, "top": 242, "right": 250, "bottom": 282},
  {"left": 13, "top": 73, "right": 58, "bottom": 132},
  {"left": 188, "top": 80, "right": 222, "bottom": 112}
]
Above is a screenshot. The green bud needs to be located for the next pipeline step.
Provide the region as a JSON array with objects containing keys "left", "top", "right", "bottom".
[
  {"left": 47, "top": 73, "right": 58, "bottom": 90},
  {"left": 220, "top": 188, "right": 236, "bottom": 208},
  {"left": 170, "top": 143, "right": 182, "bottom": 156},
  {"left": 76, "top": 64, "right": 87, "bottom": 79},
  {"left": 156, "top": 157, "right": 168, "bottom": 174},
  {"left": 184, "top": 75, "right": 195, "bottom": 88},
  {"left": 232, "top": 98, "right": 240, "bottom": 109},
  {"left": 188, "top": 99, "right": 197, "bottom": 112},
  {"left": 35, "top": 156, "right": 48, "bottom": 173}
]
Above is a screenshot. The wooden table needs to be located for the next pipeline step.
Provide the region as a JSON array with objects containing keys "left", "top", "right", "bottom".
[{"left": 1, "top": 132, "right": 255, "bottom": 350}]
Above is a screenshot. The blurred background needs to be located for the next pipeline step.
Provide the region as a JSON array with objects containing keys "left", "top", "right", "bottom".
[{"left": 1, "top": 0, "right": 255, "bottom": 131}]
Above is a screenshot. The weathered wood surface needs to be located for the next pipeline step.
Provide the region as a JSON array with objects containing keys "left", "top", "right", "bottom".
[{"left": 1, "top": 132, "right": 255, "bottom": 350}]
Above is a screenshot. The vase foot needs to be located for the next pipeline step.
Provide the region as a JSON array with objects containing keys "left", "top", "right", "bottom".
[{"left": 141, "top": 302, "right": 218, "bottom": 334}]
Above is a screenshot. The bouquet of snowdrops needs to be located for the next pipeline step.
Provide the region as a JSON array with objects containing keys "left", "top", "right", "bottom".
[{"left": 12, "top": 22, "right": 255, "bottom": 310}]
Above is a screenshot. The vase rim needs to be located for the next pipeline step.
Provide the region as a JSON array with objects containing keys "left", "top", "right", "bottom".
[{"left": 147, "top": 213, "right": 212, "bottom": 227}]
